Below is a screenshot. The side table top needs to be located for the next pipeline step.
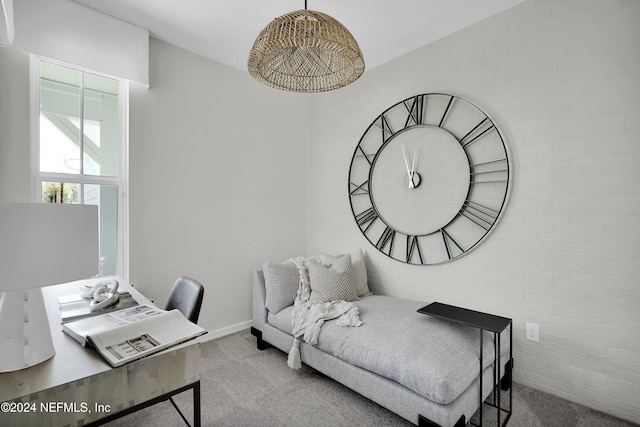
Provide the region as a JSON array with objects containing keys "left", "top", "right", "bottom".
[{"left": 418, "top": 302, "right": 511, "bottom": 333}]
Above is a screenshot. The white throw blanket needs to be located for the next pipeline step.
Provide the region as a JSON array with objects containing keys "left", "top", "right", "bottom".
[{"left": 286, "top": 257, "right": 362, "bottom": 369}]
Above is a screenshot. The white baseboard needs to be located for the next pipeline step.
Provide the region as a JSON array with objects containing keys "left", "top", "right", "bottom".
[{"left": 200, "top": 319, "right": 252, "bottom": 342}]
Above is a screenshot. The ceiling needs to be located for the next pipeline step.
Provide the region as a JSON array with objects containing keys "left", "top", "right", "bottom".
[{"left": 72, "top": 0, "right": 526, "bottom": 73}]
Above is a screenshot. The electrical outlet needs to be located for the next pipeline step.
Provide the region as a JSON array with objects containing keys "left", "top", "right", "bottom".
[{"left": 526, "top": 322, "right": 540, "bottom": 342}]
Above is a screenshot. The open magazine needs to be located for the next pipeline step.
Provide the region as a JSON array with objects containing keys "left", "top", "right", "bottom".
[
  {"left": 63, "top": 304, "right": 164, "bottom": 346},
  {"left": 63, "top": 306, "right": 206, "bottom": 367}
]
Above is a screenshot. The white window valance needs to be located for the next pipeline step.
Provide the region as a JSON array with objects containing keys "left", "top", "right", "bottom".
[{"left": 11, "top": 0, "right": 149, "bottom": 86}]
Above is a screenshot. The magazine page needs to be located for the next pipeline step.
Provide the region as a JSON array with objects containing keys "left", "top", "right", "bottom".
[
  {"left": 86, "top": 309, "right": 206, "bottom": 367},
  {"left": 62, "top": 305, "right": 165, "bottom": 346}
]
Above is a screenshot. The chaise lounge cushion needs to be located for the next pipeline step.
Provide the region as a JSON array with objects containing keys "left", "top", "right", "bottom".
[{"left": 268, "top": 294, "right": 509, "bottom": 405}]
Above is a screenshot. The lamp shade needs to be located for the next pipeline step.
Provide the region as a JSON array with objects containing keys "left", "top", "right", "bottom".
[
  {"left": 248, "top": 9, "right": 365, "bottom": 93},
  {"left": 0, "top": 203, "right": 99, "bottom": 291},
  {"left": 0, "top": 203, "right": 99, "bottom": 372}
]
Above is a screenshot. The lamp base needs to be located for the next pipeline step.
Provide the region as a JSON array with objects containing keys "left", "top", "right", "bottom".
[{"left": 0, "top": 289, "right": 55, "bottom": 372}]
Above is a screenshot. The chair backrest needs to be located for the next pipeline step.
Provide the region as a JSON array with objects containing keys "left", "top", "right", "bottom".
[{"left": 165, "top": 276, "right": 204, "bottom": 324}]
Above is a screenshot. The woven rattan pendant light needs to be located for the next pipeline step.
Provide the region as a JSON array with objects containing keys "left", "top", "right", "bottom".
[{"left": 247, "top": 1, "right": 365, "bottom": 93}]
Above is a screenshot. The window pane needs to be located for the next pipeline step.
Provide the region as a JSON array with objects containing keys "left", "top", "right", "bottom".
[
  {"left": 84, "top": 73, "right": 119, "bottom": 177},
  {"left": 41, "top": 182, "right": 79, "bottom": 204},
  {"left": 40, "top": 182, "right": 117, "bottom": 276},
  {"left": 39, "top": 63, "right": 81, "bottom": 174},
  {"left": 36, "top": 60, "right": 124, "bottom": 277},
  {"left": 85, "top": 184, "right": 118, "bottom": 276}
]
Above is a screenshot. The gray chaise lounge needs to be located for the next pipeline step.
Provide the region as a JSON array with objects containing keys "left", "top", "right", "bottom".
[{"left": 251, "top": 268, "right": 512, "bottom": 427}]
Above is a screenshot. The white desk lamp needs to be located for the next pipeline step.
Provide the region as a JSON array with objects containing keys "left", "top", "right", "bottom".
[{"left": 0, "top": 203, "right": 98, "bottom": 372}]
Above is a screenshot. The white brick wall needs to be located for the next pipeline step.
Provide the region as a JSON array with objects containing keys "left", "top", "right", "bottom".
[{"left": 307, "top": 0, "right": 640, "bottom": 422}]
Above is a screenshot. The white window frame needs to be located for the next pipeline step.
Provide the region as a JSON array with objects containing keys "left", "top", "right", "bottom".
[{"left": 29, "top": 55, "right": 129, "bottom": 279}]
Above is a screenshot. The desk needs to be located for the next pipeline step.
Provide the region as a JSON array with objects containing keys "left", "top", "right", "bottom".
[{"left": 0, "top": 277, "right": 201, "bottom": 426}]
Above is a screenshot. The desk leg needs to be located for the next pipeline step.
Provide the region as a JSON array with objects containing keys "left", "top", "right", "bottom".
[
  {"left": 497, "top": 333, "right": 501, "bottom": 427},
  {"left": 479, "top": 329, "right": 483, "bottom": 426},
  {"left": 86, "top": 381, "right": 200, "bottom": 427},
  {"left": 509, "top": 323, "right": 513, "bottom": 420},
  {"left": 194, "top": 380, "right": 201, "bottom": 427}
]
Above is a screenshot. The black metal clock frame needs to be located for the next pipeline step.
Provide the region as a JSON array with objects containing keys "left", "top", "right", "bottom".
[{"left": 348, "top": 93, "right": 511, "bottom": 265}]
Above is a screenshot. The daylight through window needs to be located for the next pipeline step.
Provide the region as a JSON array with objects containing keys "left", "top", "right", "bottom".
[{"left": 34, "top": 59, "right": 128, "bottom": 277}]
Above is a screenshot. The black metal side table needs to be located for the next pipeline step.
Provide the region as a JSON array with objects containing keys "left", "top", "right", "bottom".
[{"left": 418, "top": 302, "right": 513, "bottom": 427}]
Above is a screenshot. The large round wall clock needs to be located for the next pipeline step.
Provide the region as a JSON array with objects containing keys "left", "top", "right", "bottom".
[{"left": 348, "top": 93, "right": 510, "bottom": 265}]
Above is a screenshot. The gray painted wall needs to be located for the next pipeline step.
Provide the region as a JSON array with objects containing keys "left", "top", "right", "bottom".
[{"left": 128, "top": 39, "right": 309, "bottom": 331}]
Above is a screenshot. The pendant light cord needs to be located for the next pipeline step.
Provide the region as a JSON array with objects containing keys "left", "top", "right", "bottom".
[{"left": 305, "top": 0, "right": 307, "bottom": 10}]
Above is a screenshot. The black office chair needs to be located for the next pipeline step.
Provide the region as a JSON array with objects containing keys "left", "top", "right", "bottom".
[
  {"left": 164, "top": 276, "right": 204, "bottom": 426},
  {"left": 165, "top": 276, "right": 205, "bottom": 324}
]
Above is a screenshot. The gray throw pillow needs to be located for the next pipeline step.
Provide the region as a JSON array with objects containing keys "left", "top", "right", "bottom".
[
  {"left": 308, "top": 255, "right": 359, "bottom": 303},
  {"left": 263, "top": 262, "right": 299, "bottom": 314},
  {"left": 320, "top": 249, "right": 370, "bottom": 296}
]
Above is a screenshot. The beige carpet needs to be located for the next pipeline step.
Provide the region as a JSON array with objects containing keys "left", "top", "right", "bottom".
[{"left": 106, "top": 330, "right": 639, "bottom": 427}]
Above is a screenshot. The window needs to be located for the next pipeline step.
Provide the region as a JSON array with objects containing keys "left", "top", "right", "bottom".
[{"left": 32, "top": 58, "right": 128, "bottom": 278}]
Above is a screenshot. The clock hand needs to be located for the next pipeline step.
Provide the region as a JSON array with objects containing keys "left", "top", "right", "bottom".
[
  {"left": 401, "top": 143, "right": 412, "bottom": 180},
  {"left": 410, "top": 146, "right": 417, "bottom": 175},
  {"left": 408, "top": 146, "right": 421, "bottom": 189},
  {"left": 408, "top": 146, "right": 419, "bottom": 188}
]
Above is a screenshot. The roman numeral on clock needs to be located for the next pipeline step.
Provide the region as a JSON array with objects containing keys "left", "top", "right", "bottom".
[
  {"left": 373, "top": 114, "right": 394, "bottom": 142},
  {"left": 469, "top": 159, "right": 509, "bottom": 184},
  {"left": 376, "top": 226, "right": 395, "bottom": 255},
  {"left": 356, "top": 146, "right": 374, "bottom": 166},
  {"left": 440, "top": 229, "right": 463, "bottom": 260},
  {"left": 404, "top": 95, "right": 425, "bottom": 127},
  {"left": 459, "top": 200, "right": 499, "bottom": 231},
  {"left": 460, "top": 118, "right": 496, "bottom": 148},
  {"left": 438, "top": 95, "right": 454, "bottom": 128},
  {"left": 355, "top": 207, "right": 378, "bottom": 229},
  {"left": 406, "top": 235, "right": 423, "bottom": 264},
  {"left": 349, "top": 180, "right": 369, "bottom": 196}
]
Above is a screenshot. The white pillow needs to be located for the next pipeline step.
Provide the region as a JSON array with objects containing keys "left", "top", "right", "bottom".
[
  {"left": 308, "top": 255, "right": 359, "bottom": 303},
  {"left": 320, "top": 249, "right": 370, "bottom": 296}
]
